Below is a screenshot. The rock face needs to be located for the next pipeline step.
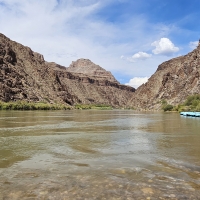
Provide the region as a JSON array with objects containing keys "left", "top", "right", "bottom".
[
  {"left": 129, "top": 42, "right": 200, "bottom": 110},
  {"left": 66, "top": 59, "right": 119, "bottom": 83},
  {"left": 0, "top": 33, "right": 135, "bottom": 107}
]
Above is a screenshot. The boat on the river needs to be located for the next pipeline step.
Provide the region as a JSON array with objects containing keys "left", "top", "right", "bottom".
[{"left": 180, "top": 112, "right": 200, "bottom": 117}]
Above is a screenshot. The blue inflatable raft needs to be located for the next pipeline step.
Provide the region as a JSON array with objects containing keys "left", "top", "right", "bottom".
[{"left": 180, "top": 112, "right": 200, "bottom": 117}]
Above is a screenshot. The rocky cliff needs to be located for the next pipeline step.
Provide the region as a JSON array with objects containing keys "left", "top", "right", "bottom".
[
  {"left": 129, "top": 41, "right": 200, "bottom": 110},
  {"left": 0, "top": 33, "right": 135, "bottom": 107},
  {"left": 66, "top": 59, "right": 119, "bottom": 83}
]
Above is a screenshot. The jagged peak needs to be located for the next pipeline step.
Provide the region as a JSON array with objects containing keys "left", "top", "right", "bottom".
[
  {"left": 69, "top": 58, "right": 102, "bottom": 70},
  {"left": 66, "top": 58, "right": 119, "bottom": 83},
  {"left": 72, "top": 58, "right": 93, "bottom": 64}
]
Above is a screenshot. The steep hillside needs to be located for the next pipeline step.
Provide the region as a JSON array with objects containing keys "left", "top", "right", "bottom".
[
  {"left": 0, "top": 33, "right": 135, "bottom": 107},
  {"left": 129, "top": 41, "right": 200, "bottom": 110}
]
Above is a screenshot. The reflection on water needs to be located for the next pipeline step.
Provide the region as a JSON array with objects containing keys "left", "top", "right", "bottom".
[{"left": 0, "top": 110, "right": 200, "bottom": 199}]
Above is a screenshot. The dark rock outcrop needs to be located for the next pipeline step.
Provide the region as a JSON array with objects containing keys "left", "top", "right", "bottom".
[
  {"left": 129, "top": 41, "right": 200, "bottom": 110},
  {"left": 0, "top": 33, "right": 135, "bottom": 107}
]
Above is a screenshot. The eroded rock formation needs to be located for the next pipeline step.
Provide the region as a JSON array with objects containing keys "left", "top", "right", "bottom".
[
  {"left": 66, "top": 58, "right": 119, "bottom": 83},
  {"left": 0, "top": 33, "right": 135, "bottom": 107},
  {"left": 129, "top": 41, "right": 200, "bottom": 110}
]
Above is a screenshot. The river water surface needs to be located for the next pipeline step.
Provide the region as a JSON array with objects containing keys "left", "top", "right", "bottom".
[{"left": 0, "top": 110, "right": 200, "bottom": 199}]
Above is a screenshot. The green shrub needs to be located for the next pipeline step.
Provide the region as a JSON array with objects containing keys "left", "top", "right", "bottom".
[
  {"left": 163, "top": 104, "right": 174, "bottom": 112},
  {"left": 196, "top": 102, "right": 200, "bottom": 112},
  {"left": 184, "top": 94, "right": 200, "bottom": 106},
  {"left": 175, "top": 94, "right": 200, "bottom": 112},
  {"left": 160, "top": 99, "right": 174, "bottom": 111}
]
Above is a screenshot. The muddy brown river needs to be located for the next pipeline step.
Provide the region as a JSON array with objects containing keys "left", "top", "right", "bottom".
[{"left": 0, "top": 110, "right": 200, "bottom": 199}]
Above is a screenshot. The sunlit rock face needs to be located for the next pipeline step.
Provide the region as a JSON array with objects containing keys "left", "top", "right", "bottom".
[
  {"left": 0, "top": 33, "right": 135, "bottom": 107},
  {"left": 129, "top": 41, "right": 200, "bottom": 110},
  {"left": 66, "top": 58, "right": 119, "bottom": 83}
]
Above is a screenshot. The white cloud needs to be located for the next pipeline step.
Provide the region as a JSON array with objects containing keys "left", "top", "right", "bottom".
[
  {"left": 125, "top": 77, "right": 149, "bottom": 88},
  {"left": 132, "top": 52, "right": 151, "bottom": 59},
  {"left": 121, "top": 52, "right": 151, "bottom": 62},
  {"left": 151, "top": 38, "right": 179, "bottom": 56},
  {"left": 131, "top": 51, "right": 152, "bottom": 60},
  {"left": 0, "top": 1, "right": 182, "bottom": 84},
  {"left": 189, "top": 41, "right": 199, "bottom": 49}
]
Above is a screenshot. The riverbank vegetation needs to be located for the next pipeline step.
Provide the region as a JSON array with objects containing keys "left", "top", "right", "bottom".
[
  {"left": 75, "top": 104, "right": 113, "bottom": 110},
  {"left": 0, "top": 101, "right": 113, "bottom": 111},
  {"left": 0, "top": 101, "right": 71, "bottom": 110},
  {"left": 162, "top": 94, "right": 200, "bottom": 112},
  {"left": 2, "top": 95, "right": 200, "bottom": 112}
]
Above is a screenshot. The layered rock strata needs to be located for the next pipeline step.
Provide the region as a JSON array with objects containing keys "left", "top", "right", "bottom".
[
  {"left": 0, "top": 33, "right": 135, "bottom": 107},
  {"left": 66, "top": 58, "right": 119, "bottom": 83},
  {"left": 129, "top": 41, "right": 200, "bottom": 110}
]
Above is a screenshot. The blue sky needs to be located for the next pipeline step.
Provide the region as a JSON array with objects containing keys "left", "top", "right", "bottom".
[{"left": 0, "top": 0, "right": 199, "bottom": 88}]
